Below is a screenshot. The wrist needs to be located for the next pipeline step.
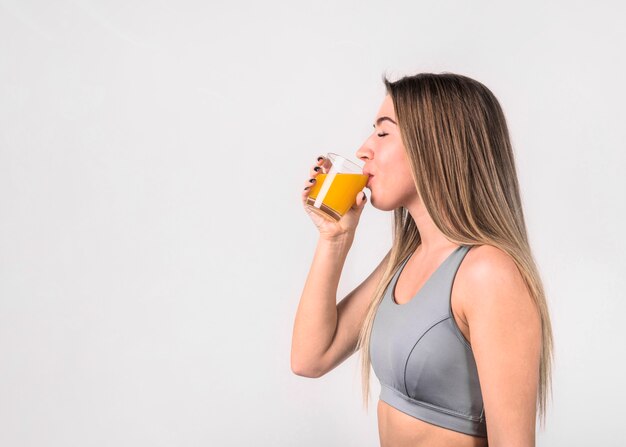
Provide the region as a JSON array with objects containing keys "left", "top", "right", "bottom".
[{"left": 318, "top": 233, "right": 354, "bottom": 251}]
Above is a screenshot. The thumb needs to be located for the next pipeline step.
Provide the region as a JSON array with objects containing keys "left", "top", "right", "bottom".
[{"left": 355, "top": 191, "right": 367, "bottom": 209}]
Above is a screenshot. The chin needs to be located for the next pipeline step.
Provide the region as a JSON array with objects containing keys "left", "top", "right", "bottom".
[{"left": 369, "top": 193, "right": 397, "bottom": 212}]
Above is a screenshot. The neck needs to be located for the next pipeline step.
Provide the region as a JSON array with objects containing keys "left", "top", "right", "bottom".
[{"left": 405, "top": 197, "right": 457, "bottom": 255}]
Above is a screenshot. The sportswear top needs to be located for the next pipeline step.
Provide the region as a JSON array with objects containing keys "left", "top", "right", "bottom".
[{"left": 370, "top": 245, "right": 487, "bottom": 437}]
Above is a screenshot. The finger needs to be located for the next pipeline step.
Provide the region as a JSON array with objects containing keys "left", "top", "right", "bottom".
[
  {"left": 316, "top": 155, "right": 333, "bottom": 174},
  {"left": 303, "top": 177, "right": 317, "bottom": 189},
  {"left": 352, "top": 191, "right": 367, "bottom": 209},
  {"left": 302, "top": 185, "right": 313, "bottom": 206},
  {"left": 310, "top": 164, "right": 323, "bottom": 177}
]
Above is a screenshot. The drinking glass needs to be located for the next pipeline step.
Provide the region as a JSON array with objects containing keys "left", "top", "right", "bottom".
[{"left": 305, "top": 152, "right": 369, "bottom": 222}]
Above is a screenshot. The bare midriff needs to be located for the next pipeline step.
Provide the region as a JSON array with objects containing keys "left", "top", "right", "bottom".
[{"left": 377, "top": 400, "right": 488, "bottom": 447}]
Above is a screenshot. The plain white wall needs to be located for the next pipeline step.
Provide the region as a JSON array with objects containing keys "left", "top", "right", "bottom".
[{"left": 1, "top": 0, "right": 625, "bottom": 445}]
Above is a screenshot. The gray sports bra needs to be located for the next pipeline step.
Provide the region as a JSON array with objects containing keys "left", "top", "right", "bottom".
[{"left": 370, "top": 245, "right": 487, "bottom": 437}]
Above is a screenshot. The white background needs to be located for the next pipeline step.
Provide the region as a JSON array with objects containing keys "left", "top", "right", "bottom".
[{"left": 1, "top": 1, "right": 625, "bottom": 445}]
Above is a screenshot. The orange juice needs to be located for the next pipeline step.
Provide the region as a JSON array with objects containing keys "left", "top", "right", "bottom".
[{"left": 306, "top": 173, "right": 369, "bottom": 221}]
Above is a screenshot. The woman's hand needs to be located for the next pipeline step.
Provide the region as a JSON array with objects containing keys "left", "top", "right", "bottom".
[{"left": 301, "top": 155, "right": 368, "bottom": 242}]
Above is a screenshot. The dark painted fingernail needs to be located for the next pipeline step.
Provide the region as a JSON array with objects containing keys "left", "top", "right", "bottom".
[
  {"left": 317, "top": 156, "right": 324, "bottom": 161},
  {"left": 313, "top": 166, "right": 321, "bottom": 172},
  {"left": 362, "top": 192, "right": 366, "bottom": 200},
  {"left": 309, "top": 178, "right": 316, "bottom": 183}
]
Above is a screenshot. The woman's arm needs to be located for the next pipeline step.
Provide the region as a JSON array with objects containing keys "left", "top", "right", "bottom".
[
  {"left": 291, "top": 237, "right": 390, "bottom": 378},
  {"left": 291, "top": 236, "right": 352, "bottom": 377},
  {"left": 461, "top": 245, "right": 542, "bottom": 447}
]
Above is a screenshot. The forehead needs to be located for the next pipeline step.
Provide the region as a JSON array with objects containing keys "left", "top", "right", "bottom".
[{"left": 376, "top": 94, "right": 396, "bottom": 119}]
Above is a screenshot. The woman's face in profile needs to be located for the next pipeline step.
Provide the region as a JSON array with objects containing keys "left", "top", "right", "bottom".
[{"left": 356, "top": 94, "right": 417, "bottom": 211}]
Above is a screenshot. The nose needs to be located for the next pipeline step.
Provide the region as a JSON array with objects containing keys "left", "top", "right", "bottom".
[{"left": 355, "top": 140, "right": 373, "bottom": 163}]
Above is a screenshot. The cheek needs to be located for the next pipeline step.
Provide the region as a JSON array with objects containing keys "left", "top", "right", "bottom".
[
  {"left": 392, "top": 170, "right": 415, "bottom": 194},
  {"left": 393, "top": 158, "right": 417, "bottom": 196},
  {"left": 392, "top": 151, "right": 414, "bottom": 182},
  {"left": 379, "top": 166, "right": 413, "bottom": 195},
  {"left": 375, "top": 145, "right": 413, "bottom": 189}
]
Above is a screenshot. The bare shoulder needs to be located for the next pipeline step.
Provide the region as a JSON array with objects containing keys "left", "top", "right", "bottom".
[
  {"left": 455, "top": 244, "right": 536, "bottom": 324},
  {"left": 455, "top": 244, "right": 542, "bottom": 441},
  {"left": 459, "top": 244, "right": 522, "bottom": 282}
]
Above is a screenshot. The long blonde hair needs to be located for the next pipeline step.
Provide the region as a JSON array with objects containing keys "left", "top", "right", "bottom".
[{"left": 356, "top": 72, "right": 554, "bottom": 427}]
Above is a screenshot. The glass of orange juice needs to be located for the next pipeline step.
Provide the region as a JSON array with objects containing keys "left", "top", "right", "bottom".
[{"left": 306, "top": 153, "right": 369, "bottom": 222}]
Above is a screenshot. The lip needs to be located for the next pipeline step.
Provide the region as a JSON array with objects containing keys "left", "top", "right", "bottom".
[{"left": 366, "top": 175, "right": 374, "bottom": 187}]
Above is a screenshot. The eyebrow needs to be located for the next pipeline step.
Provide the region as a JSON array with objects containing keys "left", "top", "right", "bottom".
[{"left": 373, "top": 116, "right": 397, "bottom": 128}]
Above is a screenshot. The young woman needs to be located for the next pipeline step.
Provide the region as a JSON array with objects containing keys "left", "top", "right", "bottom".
[{"left": 291, "top": 72, "right": 553, "bottom": 447}]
